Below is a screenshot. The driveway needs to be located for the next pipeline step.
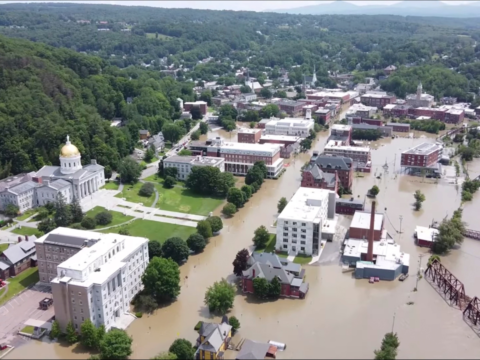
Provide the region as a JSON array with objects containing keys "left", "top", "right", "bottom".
[{"left": 0, "top": 284, "right": 54, "bottom": 345}]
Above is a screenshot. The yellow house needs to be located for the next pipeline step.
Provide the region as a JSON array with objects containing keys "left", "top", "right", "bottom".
[{"left": 195, "top": 320, "right": 232, "bottom": 360}]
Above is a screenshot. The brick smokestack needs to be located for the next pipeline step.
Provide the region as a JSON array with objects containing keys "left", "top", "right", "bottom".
[{"left": 366, "top": 201, "right": 376, "bottom": 262}]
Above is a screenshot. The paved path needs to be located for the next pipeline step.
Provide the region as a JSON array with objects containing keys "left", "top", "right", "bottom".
[{"left": 151, "top": 186, "right": 160, "bottom": 208}]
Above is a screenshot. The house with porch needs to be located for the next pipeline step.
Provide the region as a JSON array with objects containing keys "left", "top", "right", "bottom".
[
  {"left": 0, "top": 236, "right": 37, "bottom": 279},
  {"left": 195, "top": 319, "right": 232, "bottom": 360}
]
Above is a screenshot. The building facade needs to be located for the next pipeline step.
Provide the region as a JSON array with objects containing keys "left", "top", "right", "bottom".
[
  {"left": 50, "top": 228, "right": 149, "bottom": 332},
  {"left": 360, "top": 93, "right": 396, "bottom": 109},
  {"left": 237, "top": 128, "right": 262, "bottom": 144},
  {"left": 301, "top": 164, "right": 338, "bottom": 193},
  {"left": 349, "top": 211, "right": 385, "bottom": 241},
  {"left": 264, "top": 118, "right": 314, "bottom": 138},
  {"left": 259, "top": 135, "right": 300, "bottom": 159},
  {"left": 335, "top": 198, "right": 365, "bottom": 215},
  {"left": 310, "top": 153, "right": 354, "bottom": 191},
  {"left": 275, "top": 100, "right": 305, "bottom": 117},
  {"left": 0, "top": 235, "right": 37, "bottom": 280},
  {"left": 385, "top": 123, "right": 411, "bottom": 133},
  {"left": 406, "top": 83, "right": 434, "bottom": 108},
  {"left": 276, "top": 187, "right": 336, "bottom": 256},
  {"left": 163, "top": 155, "right": 225, "bottom": 180},
  {"left": 401, "top": 143, "right": 443, "bottom": 169},
  {"left": 184, "top": 101, "right": 207, "bottom": 115},
  {"left": 324, "top": 141, "right": 371, "bottom": 164}
]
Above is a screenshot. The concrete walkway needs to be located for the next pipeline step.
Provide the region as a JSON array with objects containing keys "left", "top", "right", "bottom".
[{"left": 308, "top": 240, "right": 327, "bottom": 265}]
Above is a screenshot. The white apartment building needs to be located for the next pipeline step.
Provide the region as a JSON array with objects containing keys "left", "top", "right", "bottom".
[
  {"left": 276, "top": 187, "right": 336, "bottom": 256},
  {"left": 163, "top": 155, "right": 225, "bottom": 180},
  {"left": 264, "top": 117, "right": 314, "bottom": 138},
  {"left": 324, "top": 140, "right": 371, "bottom": 163},
  {"left": 50, "top": 228, "right": 149, "bottom": 332}
]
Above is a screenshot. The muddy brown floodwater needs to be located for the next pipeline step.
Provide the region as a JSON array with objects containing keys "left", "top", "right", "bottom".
[{"left": 7, "top": 129, "right": 480, "bottom": 359}]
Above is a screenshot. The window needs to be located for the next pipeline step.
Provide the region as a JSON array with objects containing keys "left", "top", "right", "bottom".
[
  {"left": 301, "top": 241, "right": 306, "bottom": 245},
  {"left": 293, "top": 222, "right": 297, "bottom": 225},
  {"left": 283, "top": 227, "right": 288, "bottom": 231},
  {"left": 292, "top": 234, "right": 297, "bottom": 238},
  {"left": 292, "top": 228, "right": 297, "bottom": 232},
  {"left": 283, "top": 245, "right": 288, "bottom": 249},
  {"left": 302, "top": 223, "right": 306, "bottom": 226},
  {"left": 283, "top": 232, "right": 288, "bottom": 237},
  {"left": 301, "top": 235, "right": 306, "bottom": 239},
  {"left": 301, "top": 247, "right": 305, "bottom": 251}
]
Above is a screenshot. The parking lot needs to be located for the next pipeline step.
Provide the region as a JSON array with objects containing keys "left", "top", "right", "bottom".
[{"left": 0, "top": 284, "right": 54, "bottom": 345}]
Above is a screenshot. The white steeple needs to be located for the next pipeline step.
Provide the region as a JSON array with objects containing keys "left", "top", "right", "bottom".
[
  {"left": 312, "top": 64, "right": 317, "bottom": 86},
  {"left": 416, "top": 82, "right": 423, "bottom": 100}
]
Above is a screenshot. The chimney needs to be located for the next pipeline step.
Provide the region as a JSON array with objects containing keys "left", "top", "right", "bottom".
[
  {"left": 91, "top": 159, "right": 97, "bottom": 165},
  {"left": 252, "top": 269, "right": 256, "bottom": 278},
  {"left": 366, "top": 201, "right": 376, "bottom": 262},
  {"left": 18, "top": 236, "right": 22, "bottom": 243},
  {"left": 25, "top": 235, "right": 28, "bottom": 242}
]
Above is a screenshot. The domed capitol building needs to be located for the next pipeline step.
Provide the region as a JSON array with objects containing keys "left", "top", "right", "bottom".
[{"left": 0, "top": 136, "right": 105, "bottom": 213}]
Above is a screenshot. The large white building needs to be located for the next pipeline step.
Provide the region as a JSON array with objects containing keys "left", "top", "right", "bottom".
[
  {"left": 264, "top": 117, "right": 314, "bottom": 138},
  {"left": 50, "top": 228, "right": 149, "bottom": 332},
  {"left": 0, "top": 136, "right": 105, "bottom": 213},
  {"left": 276, "top": 187, "right": 336, "bottom": 256},
  {"left": 163, "top": 155, "right": 225, "bottom": 180},
  {"left": 323, "top": 140, "right": 371, "bottom": 164}
]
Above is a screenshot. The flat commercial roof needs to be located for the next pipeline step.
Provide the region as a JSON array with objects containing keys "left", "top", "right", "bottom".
[
  {"left": 278, "top": 187, "right": 334, "bottom": 223},
  {"left": 343, "top": 238, "right": 410, "bottom": 268},
  {"left": 402, "top": 142, "right": 443, "bottom": 156},
  {"left": 238, "top": 128, "right": 262, "bottom": 134},
  {"left": 331, "top": 124, "right": 352, "bottom": 131},
  {"left": 350, "top": 211, "right": 384, "bottom": 231},
  {"left": 325, "top": 140, "right": 370, "bottom": 153},
  {"left": 415, "top": 226, "right": 439, "bottom": 243},
  {"left": 260, "top": 134, "right": 300, "bottom": 142}
]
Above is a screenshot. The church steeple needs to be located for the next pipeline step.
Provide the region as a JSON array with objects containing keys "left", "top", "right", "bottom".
[
  {"left": 312, "top": 64, "right": 317, "bottom": 86},
  {"left": 416, "top": 81, "right": 423, "bottom": 100}
]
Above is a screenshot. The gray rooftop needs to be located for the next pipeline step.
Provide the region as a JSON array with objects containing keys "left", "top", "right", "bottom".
[
  {"left": 243, "top": 262, "right": 294, "bottom": 285},
  {"left": 303, "top": 163, "right": 336, "bottom": 186},
  {"left": 2, "top": 236, "right": 37, "bottom": 265},
  {"left": 7, "top": 181, "right": 40, "bottom": 195},
  {"left": 47, "top": 179, "right": 71, "bottom": 190},
  {"left": 386, "top": 122, "right": 410, "bottom": 128},
  {"left": 197, "top": 322, "right": 232, "bottom": 353},
  {"left": 34, "top": 163, "right": 103, "bottom": 181},
  {"left": 314, "top": 154, "right": 352, "bottom": 170},
  {"left": 336, "top": 197, "right": 364, "bottom": 206},
  {"left": 139, "top": 130, "right": 149, "bottom": 135},
  {"left": 41, "top": 233, "right": 89, "bottom": 249},
  {"left": 403, "top": 142, "right": 443, "bottom": 156},
  {"left": 236, "top": 339, "right": 270, "bottom": 360},
  {"left": 352, "top": 123, "right": 381, "bottom": 130},
  {"left": 0, "top": 173, "right": 35, "bottom": 192}
]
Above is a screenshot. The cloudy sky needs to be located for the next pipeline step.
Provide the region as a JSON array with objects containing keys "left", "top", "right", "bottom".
[{"left": 0, "top": 1, "right": 475, "bottom": 11}]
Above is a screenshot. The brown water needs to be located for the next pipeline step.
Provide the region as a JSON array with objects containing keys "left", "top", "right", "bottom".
[{"left": 7, "top": 130, "right": 480, "bottom": 359}]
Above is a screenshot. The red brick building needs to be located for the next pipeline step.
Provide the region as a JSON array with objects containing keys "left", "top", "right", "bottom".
[
  {"left": 386, "top": 123, "right": 410, "bottom": 133},
  {"left": 242, "top": 252, "right": 309, "bottom": 299},
  {"left": 383, "top": 104, "right": 411, "bottom": 118},
  {"left": 184, "top": 101, "right": 207, "bottom": 115},
  {"left": 349, "top": 211, "right": 384, "bottom": 241},
  {"left": 352, "top": 117, "right": 383, "bottom": 126},
  {"left": 407, "top": 107, "right": 464, "bottom": 124},
  {"left": 401, "top": 143, "right": 443, "bottom": 169},
  {"left": 336, "top": 198, "right": 365, "bottom": 215},
  {"left": 301, "top": 164, "right": 338, "bottom": 192},
  {"left": 276, "top": 100, "right": 304, "bottom": 117},
  {"left": 306, "top": 153, "right": 354, "bottom": 191},
  {"left": 360, "top": 93, "right": 396, "bottom": 109},
  {"left": 315, "top": 108, "right": 332, "bottom": 124},
  {"left": 0, "top": 236, "right": 37, "bottom": 280},
  {"left": 237, "top": 128, "right": 262, "bottom": 144}
]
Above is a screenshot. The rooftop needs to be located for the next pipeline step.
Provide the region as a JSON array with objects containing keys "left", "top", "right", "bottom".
[
  {"left": 331, "top": 124, "right": 352, "bottom": 132},
  {"left": 238, "top": 128, "right": 262, "bottom": 134},
  {"left": 325, "top": 140, "right": 370, "bottom": 153},
  {"left": 415, "top": 226, "right": 439, "bottom": 243},
  {"left": 278, "top": 187, "right": 334, "bottom": 223},
  {"left": 361, "top": 93, "right": 393, "bottom": 99},
  {"left": 260, "top": 134, "right": 301, "bottom": 142},
  {"left": 343, "top": 238, "right": 410, "bottom": 268},
  {"left": 314, "top": 154, "right": 353, "bottom": 170},
  {"left": 350, "top": 211, "right": 384, "bottom": 231},
  {"left": 402, "top": 142, "right": 443, "bottom": 156},
  {"left": 386, "top": 122, "right": 410, "bottom": 128},
  {"left": 164, "top": 155, "right": 224, "bottom": 166}
]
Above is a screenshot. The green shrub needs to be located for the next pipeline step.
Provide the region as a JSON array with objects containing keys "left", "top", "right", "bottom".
[{"left": 135, "top": 312, "right": 143, "bottom": 318}]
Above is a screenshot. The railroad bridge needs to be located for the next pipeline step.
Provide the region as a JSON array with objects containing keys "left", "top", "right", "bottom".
[{"left": 431, "top": 222, "right": 480, "bottom": 241}]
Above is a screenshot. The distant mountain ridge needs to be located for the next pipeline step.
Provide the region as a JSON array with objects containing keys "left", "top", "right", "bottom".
[{"left": 269, "top": 1, "right": 480, "bottom": 18}]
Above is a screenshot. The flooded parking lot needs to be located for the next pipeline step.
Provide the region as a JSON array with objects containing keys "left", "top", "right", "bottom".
[{"left": 6, "top": 129, "right": 480, "bottom": 359}]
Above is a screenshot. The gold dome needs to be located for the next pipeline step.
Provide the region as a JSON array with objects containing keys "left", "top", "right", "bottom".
[{"left": 60, "top": 135, "right": 80, "bottom": 158}]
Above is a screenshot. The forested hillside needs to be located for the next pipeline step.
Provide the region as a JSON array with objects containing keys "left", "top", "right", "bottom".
[{"left": 0, "top": 35, "right": 194, "bottom": 175}]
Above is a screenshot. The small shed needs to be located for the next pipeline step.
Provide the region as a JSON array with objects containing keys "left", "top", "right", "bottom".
[{"left": 415, "top": 226, "right": 439, "bottom": 248}]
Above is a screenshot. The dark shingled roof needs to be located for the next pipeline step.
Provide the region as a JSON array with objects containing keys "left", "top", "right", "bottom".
[
  {"left": 236, "top": 339, "right": 270, "bottom": 360},
  {"left": 314, "top": 154, "right": 352, "bottom": 170},
  {"left": 303, "top": 163, "right": 336, "bottom": 187}
]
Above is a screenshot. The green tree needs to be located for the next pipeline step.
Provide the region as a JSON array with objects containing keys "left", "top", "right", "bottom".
[
  {"left": 427, "top": 254, "right": 441, "bottom": 266},
  {"left": 253, "top": 225, "right": 270, "bottom": 248},
  {"left": 80, "top": 319, "right": 99, "bottom": 350},
  {"left": 227, "top": 187, "right": 245, "bottom": 208},
  {"left": 222, "top": 202, "right": 237, "bottom": 217},
  {"left": 162, "top": 123, "right": 185, "bottom": 143},
  {"left": 164, "top": 176, "right": 176, "bottom": 188},
  {"left": 187, "top": 233, "right": 206, "bottom": 253},
  {"left": 118, "top": 157, "right": 142, "bottom": 184},
  {"left": 199, "top": 122, "right": 209, "bottom": 135},
  {"left": 432, "top": 209, "right": 465, "bottom": 254},
  {"left": 191, "top": 130, "right": 200, "bottom": 141},
  {"left": 277, "top": 197, "right": 288, "bottom": 213},
  {"left": 152, "top": 352, "right": 178, "bottom": 360},
  {"left": 245, "top": 166, "right": 264, "bottom": 186},
  {"left": 70, "top": 197, "right": 83, "bottom": 223},
  {"left": 190, "top": 106, "right": 203, "bottom": 120},
  {"left": 196, "top": 220, "right": 213, "bottom": 239},
  {"left": 260, "top": 104, "right": 279, "bottom": 118},
  {"left": 148, "top": 240, "right": 163, "bottom": 260},
  {"left": 178, "top": 149, "right": 192, "bottom": 156},
  {"left": 249, "top": 121, "right": 256, "bottom": 129},
  {"left": 260, "top": 88, "right": 272, "bottom": 99},
  {"left": 5, "top": 204, "right": 19, "bottom": 217},
  {"left": 162, "top": 237, "right": 190, "bottom": 263},
  {"left": 232, "top": 248, "right": 250, "bottom": 276},
  {"left": 207, "top": 216, "right": 223, "bottom": 233},
  {"left": 54, "top": 193, "right": 72, "bottom": 227},
  {"left": 49, "top": 320, "right": 61, "bottom": 340},
  {"left": 163, "top": 167, "right": 178, "bottom": 179},
  {"left": 204, "top": 278, "right": 236, "bottom": 314},
  {"left": 369, "top": 185, "right": 380, "bottom": 197},
  {"left": 134, "top": 294, "right": 158, "bottom": 313},
  {"left": 65, "top": 321, "right": 78, "bottom": 344},
  {"left": 252, "top": 277, "right": 269, "bottom": 299},
  {"left": 229, "top": 316, "right": 240, "bottom": 333},
  {"left": 253, "top": 161, "right": 267, "bottom": 178},
  {"left": 144, "top": 147, "right": 155, "bottom": 163},
  {"left": 240, "top": 85, "right": 252, "bottom": 93},
  {"left": 81, "top": 216, "right": 97, "bottom": 229},
  {"left": 413, "top": 190, "right": 426, "bottom": 210},
  {"left": 104, "top": 165, "right": 113, "bottom": 180},
  {"left": 100, "top": 329, "right": 133, "bottom": 360},
  {"left": 142, "top": 257, "right": 181, "bottom": 303},
  {"left": 268, "top": 276, "right": 282, "bottom": 299},
  {"left": 169, "top": 339, "right": 195, "bottom": 360},
  {"left": 38, "top": 218, "right": 56, "bottom": 233},
  {"left": 95, "top": 211, "right": 113, "bottom": 226},
  {"left": 300, "top": 138, "right": 312, "bottom": 151},
  {"left": 241, "top": 185, "right": 252, "bottom": 200},
  {"left": 374, "top": 332, "right": 400, "bottom": 360},
  {"left": 139, "top": 182, "right": 155, "bottom": 197}
]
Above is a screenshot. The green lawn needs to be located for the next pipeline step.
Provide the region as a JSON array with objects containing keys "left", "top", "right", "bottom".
[
  {"left": 84, "top": 206, "right": 134, "bottom": 229},
  {"left": 145, "top": 33, "right": 172, "bottom": 40},
  {"left": 143, "top": 174, "right": 161, "bottom": 182},
  {"left": 11, "top": 227, "right": 43, "bottom": 237},
  {"left": 102, "top": 181, "right": 120, "bottom": 190},
  {"left": 255, "top": 234, "right": 277, "bottom": 253},
  {"left": 0, "top": 267, "right": 39, "bottom": 305},
  {"left": 115, "top": 182, "right": 156, "bottom": 207},
  {"left": 20, "top": 325, "right": 35, "bottom": 334},
  {"left": 100, "top": 219, "right": 196, "bottom": 243},
  {"left": 16, "top": 209, "right": 37, "bottom": 221},
  {"left": 0, "top": 243, "right": 8, "bottom": 254}
]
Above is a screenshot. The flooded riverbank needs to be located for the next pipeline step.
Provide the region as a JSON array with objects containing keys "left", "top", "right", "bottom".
[{"left": 7, "top": 130, "right": 480, "bottom": 359}]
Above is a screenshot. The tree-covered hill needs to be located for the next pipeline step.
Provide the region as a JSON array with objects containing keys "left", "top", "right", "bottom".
[{"left": 0, "top": 34, "right": 194, "bottom": 176}]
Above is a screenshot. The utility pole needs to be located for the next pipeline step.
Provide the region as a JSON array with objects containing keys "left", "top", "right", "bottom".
[
  {"left": 415, "top": 254, "right": 425, "bottom": 290},
  {"left": 399, "top": 215, "right": 403, "bottom": 234},
  {"left": 391, "top": 312, "right": 396, "bottom": 333}
]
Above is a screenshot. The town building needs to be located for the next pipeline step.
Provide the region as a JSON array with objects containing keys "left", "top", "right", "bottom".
[
  {"left": 360, "top": 92, "right": 396, "bottom": 109},
  {"left": 352, "top": 123, "right": 393, "bottom": 137},
  {"left": 314, "top": 108, "right": 333, "bottom": 124},
  {"left": 147, "top": 132, "right": 165, "bottom": 155},
  {"left": 383, "top": 104, "right": 411, "bottom": 118},
  {"left": 241, "top": 93, "right": 257, "bottom": 102},
  {"left": 301, "top": 163, "right": 338, "bottom": 192},
  {"left": 163, "top": 155, "right": 225, "bottom": 180},
  {"left": 351, "top": 117, "right": 383, "bottom": 127},
  {"left": 324, "top": 140, "right": 371, "bottom": 165},
  {"left": 309, "top": 153, "right": 354, "bottom": 191},
  {"left": 406, "top": 83, "right": 434, "bottom": 108},
  {"left": 188, "top": 138, "right": 284, "bottom": 178},
  {"left": 50, "top": 228, "right": 149, "bottom": 332},
  {"left": 139, "top": 130, "right": 150, "bottom": 140},
  {"left": 263, "top": 117, "right": 314, "bottom": 138},
  {"left": 237, "top": 128, "right": 262, "bottom": 144},
  {"left": 346, "top": 103, "right": 377, "bottom": 120},
  {"left": 441, "top": 97, "right": 457, "bottom": 105},
  {"left": 184, "top": 101, "right": 207, "bottom": 115},
  {"left": 0, "top": 235, "right": 37, "bottom": 280},
  {"left": 415, "top": 226, "right": 439, "bottom": 248},
  {"left": 0, "top": 136, "right": 105, "bottom": 213},
  {"left": 329, "top": 124, "right": 352, "bottom": 144},
  {"left": 335, "top": 198, "right": 365, "bottom": 215},
  {"left": 259, "top": 134, "right": 300, "bottom": 158},
  {"left": 275, "top": 100, "right": 305, "bottom": 117},
  {"left": 384, "top": 65, "right": 397, "bottom": 75},
  {"left": 306, "top": 90, "right": 351, "bottom": 104},
  {"left": 407, "top": 107, "right": 464, "bottom": 124},
  {"left": 349, "top": 210, "right": 385, "bottom": 241},
  {"left": 276, "top": 187, "right": 336, "bottom": 256},
  {"left": 242, "top": 252, "right": 309, "bottom": 299},
  {"left": 236, "top": 339, "right": 278, "bottom": 360},
  {"left": 386, "top": 123, "right": 411, "bottom": 133},
  {"left": 401, "top": 142, "right": 443, "bottom": 169},
  {"left": 195, "top": 320, "right": 232, "bottom": 360}
]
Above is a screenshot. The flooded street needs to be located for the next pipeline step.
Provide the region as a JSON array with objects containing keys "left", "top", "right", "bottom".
[{"left": 7, "top": 129, "right": 480, "bottom": 359}]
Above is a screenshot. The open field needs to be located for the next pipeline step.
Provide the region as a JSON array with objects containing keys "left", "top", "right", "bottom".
[
  {"left": 116, "top": 182, "right": 156, "bottom": 207},
  {"left": 11, "top": 227, "right": 43, "bottom": 237},
  {"left": 84, "top": 206, "right": 134, "bottom": 229}
]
